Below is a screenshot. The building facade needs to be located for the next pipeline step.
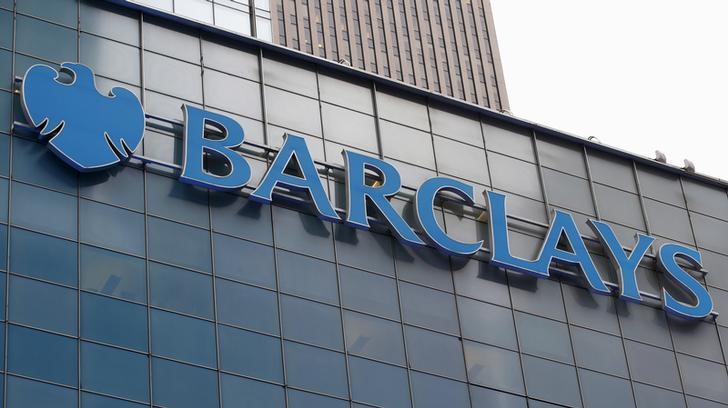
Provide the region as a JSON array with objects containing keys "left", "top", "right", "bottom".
[
  {"left": 1, "top": 1, "right": 728, "bottom": 408},
  {"left": 125, "top": 0, "right": 509, "bottom": 111}
]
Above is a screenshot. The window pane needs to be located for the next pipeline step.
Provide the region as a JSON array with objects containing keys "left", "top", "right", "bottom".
[
  {"left": 81, "top": 292, "right": 148, "bottom": 351},
  {"left": 10, "top": 228, "right": 76, "bottom": 286},
  {"left": 80, "top": 0, "right": 140, "bottom": 46},
  {"left": 348, "top": 355, "right": 411, "bottom": 408},
  {"left": 340, "top": 266, "right": 400, "bottom": 320},
  {"left": 395, "top": 244, "right": 453, "bottom": 291},
  {"left": 80, "top": 199, "right": 145, "bottom": 256},
  {"left": 571, "top": 326, "right": 628, "bottom": 378},
  {"left": 81, "top": 393, "right": 147, "bottom": 408},
  {"left": 9, "top": 275, "right": 76, "bottom": 335},
  {"left": 288, "top": 389, "right": 349, "bottom": 408},
  {"left": 515, "top": 312, "right": 573, "bottom": 364},
  {"left": 81, "top": 245, "right": 146, "bottom": 303},
  {"left": 202, "top": 38, "right": 259, "bottom": 81},
  {"left": 219, "top": 325, "right": 282, "bottom": 382},
  {"left": 265, "top": 86, "right": 321, "bottom": 136},
  {"left": 284, "top": 341, "right": 348, "bottom": 398},
  {"left": 152, "top": 358, "right": 219, "bottom": 408},
  {"left": 151, "top": 309, "right": 216, "bottom": 367},
  {"left": 220, "top": 373, "right": 284, "bottom": 408},
  {"left": 216, "top": 278, "right": 279, "bottom": 335},
  {"left": 213, "top": 233, "right": 275, "bottom": 289},
  {"left": 144, "top": 51, "right": 202, "bottom": 102},
  {"left": 7, "top": 376, "right": 76, "bottom": 408},
  {"left": 80, "top": 33, "right": 141, "bottom": 84},
  {"left": 579, "top": 369, "right": 634, "bottom": 408},
  {"left": 148, "top": 216, "right": 212, "bottom": 273},
  {"left": 400, "top": 281, "right": 459, "bottom": 335},
  {"left": 16, "top": 15, "right": 77, "bottom": 62},
  {"left": 79, "top": 166, "right": 144, "bottom": 211},
  {"left": 210, "top": 193, "right": 273, "bottom": 245},
  {"left": 150, "top": 262, "right": 213, "bottom": 319},
  {"left": 8, "top": 325, "right": 77, "bottom": 386},
  {"left": 204, "top": 69, "right": 262, "bottom": 119},
  {"left": 146, "top": 172, "right": 210, "bottom": 228},
  {"left": 463, "top": 340, "right": 523, "bottom": 394},
  {"left": 281, "top": 295, "right": 343, "bottom": 350},
  {"left": 11, "top": 181, "right": 77, "bottom": 239},
  {"left": 272, "top": 205, "right": 334, "bottom": 261},
  {"left": 521, "top": 355, "right": 581, "bottom": 407},
  {"left": 624, "top": 340, "right": 681, "bottom": 390},
  {"left": 278, "top": 250, "right": 338, "bottom": 304},
  {"left": 81, "top": 342, "right": 149, "bottom": 402},
  {"left": 411, "top": 371, "right": 470, "bottom": 408},
  {"left": 405, "top": 325, "right": 466, "bottom": 380},
  {"left": 470, "top": 385, "right": 527, "bottom": 408},
  {"left": 344, "top": 310, "right": 404, "bottom": 365},
  {"left": 458, "top": 297, "right": 516, "bottom": 350},
  {"left": 11, "top": 136, "right": 76, "bottom": 193},
  {"left": 321, "top": 103, "right": 378, "bottom": 152}
]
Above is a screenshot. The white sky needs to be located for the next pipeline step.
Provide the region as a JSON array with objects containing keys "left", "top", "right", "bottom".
[{"left": 489, "top": 0, "right": 728, "bottom": 181}]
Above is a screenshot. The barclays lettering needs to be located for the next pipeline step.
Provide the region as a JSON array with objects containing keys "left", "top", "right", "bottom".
[{"left": 18, "top": 63, "right": 715, "bottom": 320}]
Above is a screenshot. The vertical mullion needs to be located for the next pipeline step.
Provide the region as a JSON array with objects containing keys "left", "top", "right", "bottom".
[{"left": 3, "top": 1, "right": 15, "bottom": 406}]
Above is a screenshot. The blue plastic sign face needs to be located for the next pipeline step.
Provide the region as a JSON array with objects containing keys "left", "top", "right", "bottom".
[{"left": 19, "top": 63, "right": 715, "bottom": 320}]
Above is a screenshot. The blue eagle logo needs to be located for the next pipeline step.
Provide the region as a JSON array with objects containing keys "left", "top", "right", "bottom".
[{"left": 20, "top": 63, "right": 145, "bottom": 172}]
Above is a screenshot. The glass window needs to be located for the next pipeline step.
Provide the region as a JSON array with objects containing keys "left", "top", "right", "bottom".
[
  {"left": 213, "top": 4, "right": 251, "bottom": 35},
  {"left": 8, "top": 325, "right": 77, "bottom": 386},
  {"left": 670, "top": 319, "right": 724, "bottom": 363},
  {"left": 318, "top": 72, "right": 374, "bottom": 115},
  {"left": 150, "top": 262, "right": 213, "bottom": 319},
  {"left": 0, "top": 49, "right": 9, "bottom": 91},
  {"left": 80, "top": 33, "right": 141, "bottom": 84},
  {"left": 380, "top": 120, "right": 435, "bottom": 168},
  {"left": 80, "top": 0, "right": 140, "bottom": 46},
  {"left": 637, "top": 165, "right": 685, "bottom": 208},
  {"left": 483, "top": 122, "right": 534, "bottom": 162},
  {"left": 430, "top": 105, "right": 483, "bottom": 147},
  {"left": 562, "top": 283, "right": 620, "bottom": 335},
  {"left": 521, "top": 355, "right": 580, "bottom": 407},
  {"left": 278, "top": 250, "right": 338, "bottom": 304},
  {"left": 143, "top": 19, "right": 200, "bottom": 63},
  {"left": 216, "top": 278, "right": 279, "bottom": 335},
  {"left": 151, "top": 309, "right": 217, "bottom": 367},
  {"left": 376, "top": 90, "right": 429, "bottom": 131},
  {"left": 80, "top": 199, "right": 145, "bottom": 256},
  {"left": 395, "top": 243, "right": 453, "bottom": 291},
  {"left": 284, "top": 341, "right": 348, "bottom": 398},
  {"left": 434, "top": 136, "right": 489, "bottom": 185},
  {"left": 0, "top": 134, "right": 8, "bottom": 176},
  {"left": 400, "top": 281, "right": 459, "bottom": 335},
  {"left": 344, "top": 310, "right": 404, "bottom": 365},
  {"left": 0, "top": 9, "right": 11, "bottom": 49},
  {"left": 594, "top": 183, "right": 645, "bottom": 230},
  {"left": 220, "top": 374, "right": 285, "bottom": 408},
  {"left": 288, "top": 389, "right": 348, "bottom": 408},
  {"left": 579, "top": 369, "right": 635, "bottom": 408},
  {"left": 81, "top": 342, "right": 149, "bottom": 402},
  {"left": 677, "top": 353, "right": 728, "bottom": 404},
  {"left": 81, "top": 245, "right": 146, "bottom": 303},
  {"left": 272, "top": 205, "right": 334, "bottom": 261},
  {"left": 10, "top": 228, "right": 76, "bottom": 286},
  {"left": 18, "top": 0, "right": 77, "bottom": 26},
  {"left": 542, "top": 168, "right": 595, "bottom": 216},
  {"left": 321, "top": 103, "right": 378, "bottom": 153},
  {"left": 624, "top": 339, "right": 681, "bottom": 390},
  {"left": 463, "top": 340, "right": 524, "bottom": 394},
  {"left": 515, "top": 312, "right": 573, "bottom": 364},
  {"left": 152, "top": 358, "right": 219, "bottom": 408},
  {"left": 148, "top": 216, "right": 212, "bottom": 273},
  {"left": 335, "top": 226, "right": 395, "bottom": 276},
  {"left": 213, "top": 233, "right": 275, "bottom": 289},
  {"left": 509, "top": 276, "right": 566, "bottom": 322},
  {"left": 571, "top": 326, "right": 628, "bottom": 378},
  {"left": 175, "top": 0, "right": 213, "bottom": 23},
  {"left": 470, "top": 385, "right": 527, "bottom": 408},
  {"left": 587, "top": 150, "right": 636, "bottom": 193},
  {"left": 691, "top": 212, "right": 728, "bottom": 254},
  {"left": 0, "top": 91, "right": 9, "bottom": 133},
  {"left": 16, "top": 15, "right": 77, "bottom": 62},
  {"left": 617, "top": 301, "right": 672, "bottom": 349},
  {"left": 202, "top": 38, "right": 259, "bottom": 81},
  {"left": 204, "top": 69, "right": 263, "bottom": 119},
  {"left": 537, "top": 137, "right": 587, "bottom": 177},
  {"left": 219, "top": 325, "right": 283, "bottom": 382},
  {"left": 405, "top": 325, "right": 466, "bottom": 380},
  {"left": 683, "top": 179, "right": 728, "bottom": 220},
  {"left": 340, "top": 266, "right": 399, "bottom": 320},
  {"left": 210, "top": 193, "right": 273, "bottom": 245},
  {"left": 12, "top": 137, "right": 77, "bottom": 194},
  {"left": 144, "top": 51, "right": 202, "bottom": 102},
  {"left": 80, "top": 166, "right": 144, "bottom": 211},
  {"left": 264, "top": 56, "right": 317, "bottom": 98},
  {"left": 458, "top": 297, "right": 516, "bottom": 350},
  {"left": 265, "top": 86, "right": 322, "bottom": 137},
  {"left": 147, "top": 172, "right": 210, "bottom": 228},
  {"left": 6, "top": 376, "right": 77, "bottom": 408},
  {"left": 411, "top": 371, "right": 470, "bottom": 408},
  {"left": 452, "top": 260, "right": 510, "bottom": 307},
  {"left": 489, "top": 152, "right": 543, "bottom": 200},
  {"left": 633, "top": 382, "right": 686, "bottom": 408},
  {"left": 11, "top": 181, "right": 77, "bottom": 239},
  {"left": 348, "top": 355, "right": 411, "bottom": 408},
  {"left": 9, "top": 275, "right": 76, "bottom": 335},
  {"left": 281, "top": 295, "right": 343, "bottom": 350},
  {"left": 81, "top": 393, "right": 147, "bottom": 408},
  {"left": 81, "top": 292, "right": 148, "bottom": 351}
]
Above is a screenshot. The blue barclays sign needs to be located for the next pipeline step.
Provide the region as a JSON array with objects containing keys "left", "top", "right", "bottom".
[{"left": 19, "top": 63, "right": 715, "bottom": 320}]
